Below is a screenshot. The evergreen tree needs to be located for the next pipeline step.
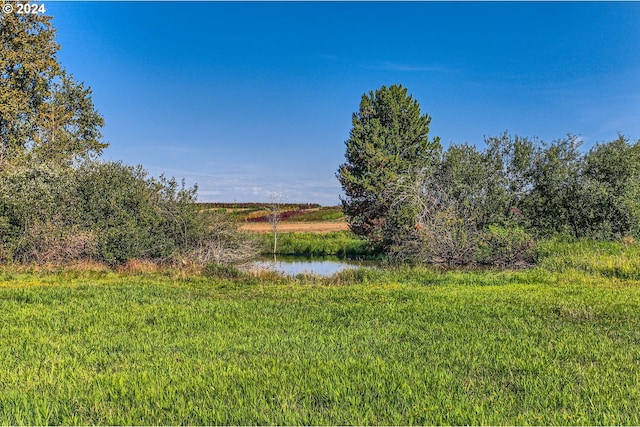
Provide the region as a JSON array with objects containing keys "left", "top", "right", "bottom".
[{"left": 337, "top": 84, "right": 440, "bottom": 249}]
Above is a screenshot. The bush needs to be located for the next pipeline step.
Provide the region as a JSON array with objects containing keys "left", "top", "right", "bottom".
[
  {"left": 406, "top": 208, "right": 481, "bottom": 266},
  {"left": 0, "top": 161, "right": 257, "bottom": 267},
  {"left": 184, "top": 211, "right": 258, "bottom": 265},
  {"left": 385, "top": 173, "right": 537, "bottom": 267},
  {"left": 477, "top": 225, "right": 537, "bottom": 267},
  {"left": 71, "top": 162, "right": 174, "bottom": 264},
  {"left": 0, "top": 164, "right": 83, "bottom": 263}
]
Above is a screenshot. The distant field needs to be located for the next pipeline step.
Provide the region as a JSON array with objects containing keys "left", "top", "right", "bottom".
[
  {"left": 240, "top": 222, "right": 348, "bottom": 233},
  {"left": 199, "top": 203, "right": 346, "bottom": 233},
  {"left": 198, "top": 203, "right": 343, "bottom": 222}
]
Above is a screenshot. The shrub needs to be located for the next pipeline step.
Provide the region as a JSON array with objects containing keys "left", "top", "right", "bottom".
[
  {"left": 0, "top": 161, "right": 258, "bottom": 267},
  {"left": 71, "top": 162, "right": 175, "bottom": 264},
  {"left": 407, "top": 208, "right": 482, "bottom": 266},
  {"left": 0, "top": 164, "right": 84, "bottom": 263},
  {"left": 477, "top": 225, "right": 537, "bottom": 267}
]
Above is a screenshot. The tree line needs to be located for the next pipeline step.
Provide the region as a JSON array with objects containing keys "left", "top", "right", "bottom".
[{"left": 338, "top": 85, "right": 640, "bottom": 265}]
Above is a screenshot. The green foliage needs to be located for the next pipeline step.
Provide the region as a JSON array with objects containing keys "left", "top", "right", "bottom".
[
  {"left": 1, "top": 11, "right": 59, "bottom": 167},
  {"left": 522, "top": 135, "right": 585, "bottom": 237},
  {"left": 384, "top": 164, "right": 534, "bottom": 266},
  {"left": 0, "top": 163, "right": 84, "bottom": 263},
  {"left": 71, "top": 161, "right": 186, "bottom": 264},
  {"left": 460, "top": 133, "right": 640, "bottom": 241},
  {"left": 0, "top": 11, "right": 106, "bottom": 169},
  {"left": 0, "top": 161, "right": 255, "bottom": 266},
  {"left": 581, "top": 134, "right": 640, "bottom": 238},
  {"left": 29, "top": 72, "right": 106, "bottom": 165},
  {"left": 482, "top": 133, "right": 538, "bottom": 227},
  {"left": 390, "top": 132, "right": 640, "bottom": 266},
  {"left": 436, "top": 143, "right": 495, "bottom": 226},
  {"left": 477, "top": 225, "right": 537, "bottom": 266},
  {"left": 337, "top": 84, "right": 441, "bottom": 249}
]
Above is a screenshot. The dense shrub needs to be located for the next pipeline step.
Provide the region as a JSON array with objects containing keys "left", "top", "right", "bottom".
[
  {"left": 385, "top": 171, "right": 536, "bottom": 267},
  {"left": 477, "top": 225, "right": 536, "bottom": 266},
  {"left": 0, "top": 164, "right": 79, "bottom": 262},
  {"left": 0, "top": 161, "right": 256, "bottom": 266},
  {"left": 71, "top": 162, "right": 177, "bottom": 264}
]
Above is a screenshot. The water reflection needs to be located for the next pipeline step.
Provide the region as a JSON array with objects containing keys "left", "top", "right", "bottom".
[{"left": 247, "top": 256, "right": 376, "bottom": 277}]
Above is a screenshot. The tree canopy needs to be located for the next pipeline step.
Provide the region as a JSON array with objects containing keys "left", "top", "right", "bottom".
[{"left": 0, "top": 11, "right": 106, "bottom": 170}]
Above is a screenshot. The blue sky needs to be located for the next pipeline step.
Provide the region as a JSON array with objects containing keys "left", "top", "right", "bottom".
[{"left": 47, "top": 1, "right": 640, "bottom": 205}]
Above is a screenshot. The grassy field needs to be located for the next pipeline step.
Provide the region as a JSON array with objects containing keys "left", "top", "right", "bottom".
[
  {"left": 1, "top": 240, "right": 640, "bottom": 424},
  {"left": 201, "top": 203, "right": 348, "bottom": 234},
  {"left": 199, "top": 203, "right": 344, "bottom": 223},
  {"left": 252, "top": 231, "right": 377, "bottom": 258}
]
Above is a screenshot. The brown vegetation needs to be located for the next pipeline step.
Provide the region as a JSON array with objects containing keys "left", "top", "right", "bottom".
[{"left": 240, "top": 221, "right": 349, "bottom": 234}]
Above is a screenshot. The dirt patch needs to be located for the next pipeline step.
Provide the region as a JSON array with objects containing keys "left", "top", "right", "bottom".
[{"left": 239, "top": 221, "right": 349, "bottom": 234}]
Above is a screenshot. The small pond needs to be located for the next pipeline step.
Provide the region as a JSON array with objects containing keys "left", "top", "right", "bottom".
[{"left": 246, "top": 256, "right": 379, "bottom": 277}]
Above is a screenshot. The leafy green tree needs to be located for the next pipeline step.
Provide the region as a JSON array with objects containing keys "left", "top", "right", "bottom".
[
  {"left": 433, "top": 134, "right": 538, "bottom": 232},
  {"left": 437, "top": 142, "right": 504, "bottom": 229},
  {"left": 0, "top": 10, "right": 105, "bottom": 170},
  {"left": 582, "top": 134, "right": 640, "bottom": 238},
  {"left": 522, "top": 136, "right": 584, "bottom": 237},
  {"left": 337, "top": 84, "right": 441, "bottom": 249},
  {"left": 482, "top": 133, "right": 538, "bottom": 227}
]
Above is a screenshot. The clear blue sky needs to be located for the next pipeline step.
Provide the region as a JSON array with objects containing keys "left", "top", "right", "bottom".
[{"left": 47, "top": 1, "right": 640, "bottom": 205}]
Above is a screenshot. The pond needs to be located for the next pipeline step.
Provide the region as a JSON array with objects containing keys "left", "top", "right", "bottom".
[{"left": 246, "top": 256, "right": 378, "bottom": 277}]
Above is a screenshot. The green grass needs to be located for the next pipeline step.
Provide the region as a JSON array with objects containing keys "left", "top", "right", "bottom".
[
  {"left": 287, "top": 206, "right": 344, "bottom": 222},
  {"left": 255, "top": 231, "right": 377, "bottom": 258},
  {"left": 1, "top": 241, "right": 640, "bottom": 424},
  {"left": 537, "top": 238, "right": 640, "bottom": 280}
]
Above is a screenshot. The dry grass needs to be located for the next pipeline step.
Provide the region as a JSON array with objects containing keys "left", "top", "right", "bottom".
[
  {"left": 116, "top": 258, "right": 162, "bottom": 274},
  {"left": 240, "top": 221, "right": 349, "bottom": 234}
]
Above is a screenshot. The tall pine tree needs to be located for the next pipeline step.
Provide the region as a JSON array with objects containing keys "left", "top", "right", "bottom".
[{"left": 337, "top": 84, "right": 440, "bottom": 249}]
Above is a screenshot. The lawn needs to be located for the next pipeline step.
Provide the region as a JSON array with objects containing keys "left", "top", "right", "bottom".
[{"left": 0, "top": 241, "right": 639, "bottom": 425}]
